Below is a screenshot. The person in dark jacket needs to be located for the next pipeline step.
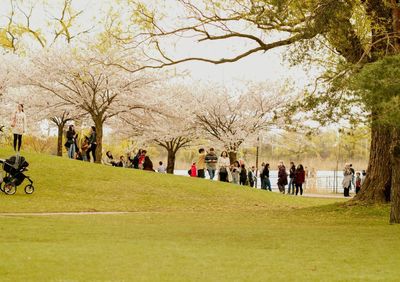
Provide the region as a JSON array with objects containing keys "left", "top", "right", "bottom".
[
  {"left": 239, "top": 164, "right": 247, "bottom": 186},
  {"left": 132, "top": 149, "right": 142, "bottom": 169},
  {"left": 261, "top": 163, "right": 272, "bottom": 191},
  {"left": 143, "top": 156, "right": 154, "bottom": 171},
  {"left": 65, "top": 125, "right": 77, "bottom": 159},
  {"left": 295, "top": 164, "right": 306, "bottom": 196},
  {"left": 288, "top": 162, "right": 296, "bottom": 195},
  {"left": 205, "top": 148, "right": 218, "bottom": 180},
  {"left": 277, "top": 161, "right": 288, "bottom": 194},
  {"left": 86, "top": 126, "right": 97, "bottom": 162}
]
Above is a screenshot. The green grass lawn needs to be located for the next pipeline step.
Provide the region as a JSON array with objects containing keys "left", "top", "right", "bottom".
[{"left": 0, "top": 148, "right": 399, "bottom": 281}]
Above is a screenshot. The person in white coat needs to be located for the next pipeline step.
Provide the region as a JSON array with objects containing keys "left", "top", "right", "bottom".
[{"left": 11, "top": 104, "right": 27, "bottom": 152}]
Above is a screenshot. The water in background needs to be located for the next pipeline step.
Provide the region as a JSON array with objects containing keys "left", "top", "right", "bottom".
[{"left": 174, "top": 170, "right": 358, "bottom": 194}]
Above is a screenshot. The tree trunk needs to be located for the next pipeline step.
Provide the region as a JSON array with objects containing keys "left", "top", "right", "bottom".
[
  {"left": 228, "top": 151, "right": 237, "bottom": 164},
  {"left": 390, "top": 127, "right": 400, "bottom": 223},
  {"left": 57, "top": 123, "right": 65, "bottom": 157},
  {"left": 354, "top": 122, "right": 392, "bottom": 203},
  {"left": 166, "top": 149, "right": 176, "bottom": 174},
  {"left": 94, "top": 119, "right": 103, "bottom": 164}
]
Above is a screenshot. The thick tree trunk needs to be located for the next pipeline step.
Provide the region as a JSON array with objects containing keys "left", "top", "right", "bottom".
[
  {"left": 354, "top": 122, "right": 392, "bottom": 203},
  {"left": 166, "top": 149, "right": 176, "bottom": 174},
  {"left": 390, "top": 127, "right": 400, "bottom": 223},
  {"left": 228, "top": 151, "right": 237, "bottom": 164},
  {"left": 94, "top": 119, "right": 103, "bottom": 164},
  {"left": 57, "top": 123, "right": 65, "bottom": 157}
]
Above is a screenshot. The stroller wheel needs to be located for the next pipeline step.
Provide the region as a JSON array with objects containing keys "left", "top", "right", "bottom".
[
  {"left": 3, "top": 183, "right": 16, "bottom": 195},
  {"left": 24, "top": 184, "right": 34, "bottom": 194}
]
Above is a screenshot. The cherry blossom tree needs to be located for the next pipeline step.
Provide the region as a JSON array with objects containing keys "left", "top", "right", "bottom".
[
  {"left": 25, "top": 46, "right": 155, "bottom": 163},
  {"left": 194, "top": 84, "right": 290, "bottom": 163},
  {"left": 121, "top": 85, "right": 197, "bottom": 173}
]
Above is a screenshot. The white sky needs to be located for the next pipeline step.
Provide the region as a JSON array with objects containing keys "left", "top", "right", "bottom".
[{"left": 0, "top": 0, "right": 320, "bottom": 92}]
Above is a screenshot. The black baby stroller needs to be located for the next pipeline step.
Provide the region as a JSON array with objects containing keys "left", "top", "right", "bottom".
[{"left": 0, "top": 155, "right": 34, "bottom": 195}]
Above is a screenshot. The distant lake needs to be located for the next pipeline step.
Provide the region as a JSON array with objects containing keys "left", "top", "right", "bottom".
[{"left": 173, "top": 170, "right": 362, "bottom": 193}]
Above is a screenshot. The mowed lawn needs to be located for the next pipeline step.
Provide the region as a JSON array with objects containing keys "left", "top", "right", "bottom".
[{"left": 0, "top": 149, "right": 399, "bottom": 281}]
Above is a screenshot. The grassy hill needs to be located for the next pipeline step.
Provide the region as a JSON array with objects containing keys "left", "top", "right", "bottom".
[
  {"left": 0, "top": 148, "right": 342, "bottom": 213},
  {"left": 0, "top": 148, "right": 399, "bottom": 281}
]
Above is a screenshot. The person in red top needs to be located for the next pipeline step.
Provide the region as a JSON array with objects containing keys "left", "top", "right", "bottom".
[
  {"left": 190, "top": 162, "right": 197, "bottom": 177},
  {"left": 295, "top": 164, "right": 306, "bottom": 196}
]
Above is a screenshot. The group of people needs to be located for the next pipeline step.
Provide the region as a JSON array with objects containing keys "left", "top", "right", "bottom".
[
  {"left": 189, "top": 148, "right": 258, "bottom": 187},
  {"left": 102, "top": 149, "right": 161, "bottom": 172},
  {"left": 65, "top": 125, "right": 97, "bottom": 162},
  {"left": 342, "top": 163, "right": 366, "bottom": 197},
  {"left": 187, "top": 148, "right": 307, "bottom": 195}
]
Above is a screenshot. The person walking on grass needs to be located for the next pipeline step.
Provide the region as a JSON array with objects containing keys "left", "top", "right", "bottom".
[
  {"left": 288, "top": 162, "right": 296, "bottom": 194},
  {"left": 277, "top": 161, "right": 288, "bottom": 194},
  {"left": 11, "top": 104, "right": 27, "bottom": 152},
  {"left": 295, "top": 164, "right": 305, "bottom": 196},
  {"left": 218, "top": 151, "right": 230, "bottom": 182},
  {"left": 205, "top": 148, "right": 218, "bottom": 180},
  {"left": 197, "top": 148, "right": 206, "bottom": 178}
]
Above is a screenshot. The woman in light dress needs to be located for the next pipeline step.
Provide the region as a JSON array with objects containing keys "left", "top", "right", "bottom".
[{"left": 11, "top": 104, "right": 27, "bottom": 152}]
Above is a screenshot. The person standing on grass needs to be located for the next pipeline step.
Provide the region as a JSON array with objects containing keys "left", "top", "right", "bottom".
[
  {"left": 197, "top": 148, "right": 206, "bottom": 178},
  {"left": 260, "top": 162, "right": 266, "bottom": 189},
  {"left": 218, "top": 151, "right": 230, "bottom": 182},
  {"left": 11, "top": 104, "right": 27, "bottom": 152},
  {"left": 295, "top": 164, "right": 305, "bottom": 196},
  {"left": 205, "top": 148, "right": 218, "bottom": 180},
  {"left": 248, "top": 166, "right": 256, "bottom": 188},
  {"left": 190, "top": 162, "right": 197, "bottom": 177},
  {"left": 349, "top": 164, "right": 355, "bottom": 190},
  {"left": 66, "top": 125, "right": 77, "bottom": 159},
  {"left": 231, "top": 160, "right": 241, "bottom": 184},
  {"left": 239, "top": 164, "right": 247, "bottom": 186},
  {"left": 355, "top": 172, "right": 362, "bottom": 194},
  {"left": 277, "top": 161, "right": 287, "bottom": 194},
  {"left": 361, "top": 170, "right": 367, "bottom": 187},
  {"left": 288, "top": 162, "right": 296, "bottom": 194},
  {"left": 86, "top": 126, "right": 97, "bottom": 162},
  {"left": 261, "top": 163, "right": 272, "bottom": 191},
  {"left": 342, "top": 163, "right": 352, "bottom": 197}
]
